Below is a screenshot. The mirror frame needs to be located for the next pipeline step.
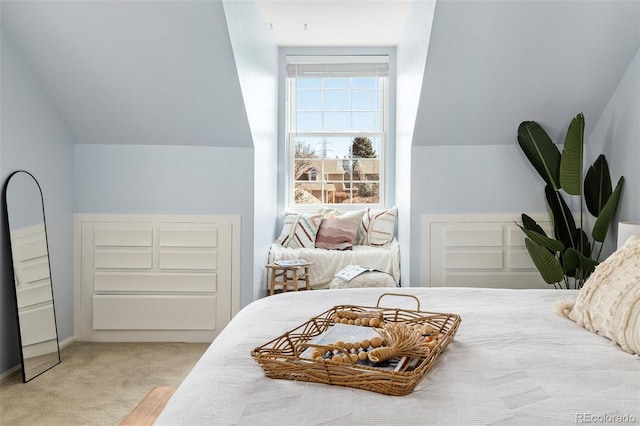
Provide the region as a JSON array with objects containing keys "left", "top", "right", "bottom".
[{"left": 3, "top": 170, "right": 61, "bottom": 382}]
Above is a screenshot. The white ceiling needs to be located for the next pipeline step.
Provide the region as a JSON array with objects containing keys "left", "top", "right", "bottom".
[{"left": 255, "top": 0, "right": 411, "bottom": 46}]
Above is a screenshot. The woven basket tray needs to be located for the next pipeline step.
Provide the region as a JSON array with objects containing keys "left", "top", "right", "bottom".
[{"left": 251, "top": 293, "right": 461, "bottom": 396}]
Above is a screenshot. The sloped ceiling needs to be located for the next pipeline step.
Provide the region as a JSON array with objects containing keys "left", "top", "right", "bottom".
[
  {"left": 2, "top": 1, "right": 638, "bottom": 149},
  {"left": 414, "top": 0, "right": 640, "bottom": 146},
  {"left": 1, "top": 1, "right": 253, "bottom": 147}
]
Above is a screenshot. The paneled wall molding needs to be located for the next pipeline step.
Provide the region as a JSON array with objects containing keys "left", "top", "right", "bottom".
[
  {"left": 74, "top": 214, "right": 240, "bottom": 342},
  {"left": 422, "top": 213, "right": 555, "bottom": 289}
]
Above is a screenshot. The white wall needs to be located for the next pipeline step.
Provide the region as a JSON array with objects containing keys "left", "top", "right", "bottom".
[
  {"left": 396, "top": 0, "right": 436, "bottom": 286},
  {"left": 1, "top": 34, "right": 75, "bottom": 373},
  {"left": 410, "top": 144, "right": 550, "bottom": 286},
  {"left": 587, "top": 47, "right": 640, "bottom": 256},
  {"left": 223, "top": 0, "right": 279, "bottom": 301},
  {"left": 411, "top": 145, "right": 548, "bottom": 215},
  {"left": 74, "top": 144, "right": 256, "bottom": 307}
]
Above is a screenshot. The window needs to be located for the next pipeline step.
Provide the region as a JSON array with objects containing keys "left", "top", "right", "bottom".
[{"left": 286, "top": 56, "right": 388, "bottom": 207}]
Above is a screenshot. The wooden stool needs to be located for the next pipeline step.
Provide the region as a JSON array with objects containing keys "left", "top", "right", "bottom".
[{"left": 266, "top": 263, "right": 311, "bottom": 295}]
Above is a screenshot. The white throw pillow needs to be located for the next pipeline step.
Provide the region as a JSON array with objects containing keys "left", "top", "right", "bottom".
[
  {"left": 363, "top": 207, "right": 398, "bottom": 246},
  {"left": 557, "top": 235, "right": 640, "bottom": 355}
]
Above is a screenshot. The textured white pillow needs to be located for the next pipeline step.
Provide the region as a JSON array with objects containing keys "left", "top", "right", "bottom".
[
  {"left": 557, "top": 235, "right": 640, "bottom": 355},
  {"left": 330, "top": 271, "right": 397, "bottom": 289},
  {"left": 364, "top": 207, "right": 398, "bottom": 246},
  {"left": 275, "top": 212, "right": 323, "bottom": 249}
]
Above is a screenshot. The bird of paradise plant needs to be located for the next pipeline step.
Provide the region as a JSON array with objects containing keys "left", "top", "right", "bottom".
[{"left": 517, "top": 112, "right": 624, "bottom": 289}]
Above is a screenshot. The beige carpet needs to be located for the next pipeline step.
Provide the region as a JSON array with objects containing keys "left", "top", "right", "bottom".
[{"left": 0, "top": 341, "right": 208, "bottom": 426}]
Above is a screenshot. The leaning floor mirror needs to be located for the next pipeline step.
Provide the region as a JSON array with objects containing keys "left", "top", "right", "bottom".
[{"left": 4, "top": 170, "right": 61, "bottom": 382}]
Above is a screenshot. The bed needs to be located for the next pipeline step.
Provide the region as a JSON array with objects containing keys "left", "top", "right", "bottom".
[{"left": 155, "top": 286, "right": 640, "bottom": 425}]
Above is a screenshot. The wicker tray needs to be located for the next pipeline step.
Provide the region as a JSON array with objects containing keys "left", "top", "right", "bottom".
[{"left": 251, "top": 293, "right": 461, "bottom": 396}]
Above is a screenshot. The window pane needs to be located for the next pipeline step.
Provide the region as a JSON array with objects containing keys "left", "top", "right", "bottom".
[
  {"left": 352, "top": 182, "right": 379, "bottom": 204},
  {"left": 327, "top": 180, "right": 352, "bottom": 204},
  {"left": 296, "top": 78, "right": 322, "bottom": 88},
  {"left": 324, "top": 112, "right": 350, "bottom": 131},
  {"left": 297, "top": 89, "right": 321, "bottom": 110},
  {"left": 352, "top": 77, "right": 379, "bottom": 89},
  {"left": 324, "top": 77, "right": 350, "bottom": 88},
  {"left": 293, "top": 138, "right": 321, "bottom": 159},
  {"left": 323, "top": 158, "right": 348, "bottom": 181},
  {"left": 352, "top": 90, "right": 379, "bottom": 111},
  {"left": 296, "top": 112, "right": 322, "bottom": 131},
  {"left": 326, "top": 137, "right": 355, "bottom": 160},
  {"left": 293, "top": 158, "right": 322, "bottom": 181},
  {"left": 323, "top": 90, "right": 350, "bottom": 110},
  {"left": 353, "top": 158, "right": 380, "bottom": 181},
  {"left": 352, "top": 112, "right": 380, "bottom": 132},
  {"left": 294, "top": 182, "right": 323, "bottom": 204},
  {"left": 351, "top": 137, "right": 379, "bottom": 159}
]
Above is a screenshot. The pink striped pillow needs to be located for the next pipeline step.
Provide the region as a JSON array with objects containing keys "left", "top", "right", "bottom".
[
  {"left": 276, "top": 212, "right": 323, "bottom": 249},
  {"left": 315, "top": 210, "right": 364, "bottom": 250}
]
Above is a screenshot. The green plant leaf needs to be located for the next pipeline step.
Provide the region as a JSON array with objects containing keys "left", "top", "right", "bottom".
[
  {"left": 517, "top": 121, "right": 561, "bottom": 190},
  {"left": 574, "top": 228, "right": 592, "bottom": 258},
  {"left": 521, "top": 214, "right": 547, "bottom": 236},
  {"left": 517, "top": 224, "right": 564, "bottom": 252},
  {"left": 584, "top": 155, "right": 613, "bottom": 217},
  {"left": 592, "top": 176, "right": 624, "bottom": 242},
  {"left": 559, "top": 113, "right": 584, "bottom": 195},
  {"left": 564, "top": 248, "right": 598, "bottom": 278},
  {"left": 545, "top": 185, "right": 577, "bottom": 249},
  {"left": 562, "top": 248, "right": 581, "bottom": 276},
  {"left": 525, "top": 238, "right": 565, "bottom": 285}
]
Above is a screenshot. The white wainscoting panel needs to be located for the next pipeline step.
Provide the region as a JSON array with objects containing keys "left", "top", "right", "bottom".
[
  {"left": 94, "top": 272, "right": 217, "bottom": 293},
  {"left": 75, "top": 214, "right": 240, "bottom": 342},
  {"left": 92, "top": 295, "right": 217, "bottom": 330},
  {"left": 422, "top": 214, "right": 554, "bottom": 289},
  {"left": 158, "top": 249, "right": 217, "bottom": 270},
  {"left": 94, "top": 226, "right": 153, "bottom": 247},
  {"left": 94, "top": 249, "right": 153, "bottom": 269}
]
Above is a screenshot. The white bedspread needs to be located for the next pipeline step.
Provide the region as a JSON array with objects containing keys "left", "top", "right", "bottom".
[
  {"left": 268, "top": 239, "right": 400, "bottom": 289},
  {"left": 156, "top": 288, "right": 640, "bottom": 426}
]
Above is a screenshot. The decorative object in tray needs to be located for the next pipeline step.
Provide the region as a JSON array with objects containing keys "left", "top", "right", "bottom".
[{"left": 251, "top": 293, "right": 461, "bottom": 396}]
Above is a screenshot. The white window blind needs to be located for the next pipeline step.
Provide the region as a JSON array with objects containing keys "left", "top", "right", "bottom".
[{"left": 286, "top": 62, "right": 389, "bottom": 78}]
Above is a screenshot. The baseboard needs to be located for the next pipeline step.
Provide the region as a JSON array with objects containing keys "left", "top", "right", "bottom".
[
  {"left": 0, "top": 364, "right": 22, "bottom": 383},
  {"left": 1, "top": 336, "right": 75, "bottom": 384},
  {"left": 59, "top": 336, "right": 75, "bottom": 350}
]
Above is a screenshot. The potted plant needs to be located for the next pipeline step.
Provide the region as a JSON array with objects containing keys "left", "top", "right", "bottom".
[{"left": 517, "top": 112, "right": 624, "bottom": 289}]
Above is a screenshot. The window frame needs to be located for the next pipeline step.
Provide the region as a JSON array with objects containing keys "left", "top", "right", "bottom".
[{"left": 284, "top": 55, "right": 390, "bottom": 211}]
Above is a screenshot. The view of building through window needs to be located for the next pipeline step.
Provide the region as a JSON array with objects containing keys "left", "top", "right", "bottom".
[{"left": 287, "top": 58, "right": 388, "bottom": 206}]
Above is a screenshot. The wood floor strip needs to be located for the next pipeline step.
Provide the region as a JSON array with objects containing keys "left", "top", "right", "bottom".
[{"left": 120, "top": 386, "right": 175, "bottom": 425}]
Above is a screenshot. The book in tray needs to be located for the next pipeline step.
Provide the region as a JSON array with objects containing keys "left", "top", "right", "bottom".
[{"left": 299, "top": 323, "right": 414, "bottom": 373}]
